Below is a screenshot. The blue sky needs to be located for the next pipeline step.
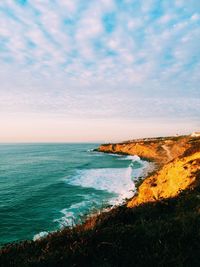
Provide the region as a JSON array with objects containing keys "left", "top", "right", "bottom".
[{"left": 0, "top": 0, "right": 199, "bottom": 142}]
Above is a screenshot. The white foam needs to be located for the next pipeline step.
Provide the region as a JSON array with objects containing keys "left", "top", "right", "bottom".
[
  {"left": 123, "top": 155, "right": 141, "bottom": 161},
  {"left": 54, "top": 201, "right": 88, "bottom": 227},
  {"left": 33, "top": 231, "right": 48, "bottom": 241},
  {"left": 56, "top": 154, "right": 151, "bottom": 228},
  {"left": 106, "top": 153, "right": 122, "bottom": 157},
  {"left": 54, "top": 194, "right": 102, "bottom": 227},
  {"left": 68, "top": 155, "right": 147, "bottom": 204},
  {"left": 87, "top": 149, "right": 95, "bottom": 152}
]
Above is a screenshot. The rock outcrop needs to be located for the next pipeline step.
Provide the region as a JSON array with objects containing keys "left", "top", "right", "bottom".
[
  {"left": 127, "top": 152, "right": 200, "bottom": 207},
  {"left": 1, "top": 135, "right": 200, "bottom": 267},
  {"left": 98, "top": 135, "right": 200, "bottom": 207},
  {"left": 97, "top": 135, "right": 192, "bottom": 164}
]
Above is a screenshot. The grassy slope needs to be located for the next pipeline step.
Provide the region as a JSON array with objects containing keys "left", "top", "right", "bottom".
[
  {"left": 1, "top": 182, "right": 200, "bottom": 267},
  {"left": 127, "top": 152, "right": 200, "bottom": 207},
  {"left": 1, "top": 136, "right": 200, "bottom": 267},
  {"left": 97, "top": 135, "right": 193, "bottom": 164}
]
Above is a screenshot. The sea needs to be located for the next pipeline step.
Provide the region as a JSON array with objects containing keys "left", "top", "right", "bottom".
[{"left": 0, "top": 143, "right": 148, "bottom": 245}]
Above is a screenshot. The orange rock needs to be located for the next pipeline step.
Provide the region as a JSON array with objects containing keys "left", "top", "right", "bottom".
[
  {"left": 127, "top": 152, "right": 200, "bottom": 207},
  {"left": 98, "top": 135, "right": 191, "bottom": 163},
  {"left": 98, "top": 135, "right": 200, "bottom": 207}
]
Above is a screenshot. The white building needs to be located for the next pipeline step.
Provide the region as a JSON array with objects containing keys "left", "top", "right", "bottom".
[{"left": 191, "top": 132, "right": 200, "bottom": 137}]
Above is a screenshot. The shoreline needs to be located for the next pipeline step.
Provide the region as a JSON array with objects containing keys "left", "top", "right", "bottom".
[
  {"left": 1, "top": 134, "right": 199, "bottom": 267},
  {"left": 52, "top": 153, "right": 157, "bottom": 236},
  {"left": 79, "top": 153, "right": 157, "bottom": 230},
  {"left": 1, "top": 151, "right": 156, "bottom": 247},
  {"left": 0, "top": 136, "right": 186, "bottom": 246}
]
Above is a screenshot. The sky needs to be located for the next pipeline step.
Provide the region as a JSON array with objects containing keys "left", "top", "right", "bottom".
[{"left": 0, "top": 0, "right": 199, "bottom": 142}]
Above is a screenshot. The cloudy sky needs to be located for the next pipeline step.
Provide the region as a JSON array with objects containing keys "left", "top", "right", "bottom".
[{"left": 0, "top": 0, "right": 199, "bottom": 142}]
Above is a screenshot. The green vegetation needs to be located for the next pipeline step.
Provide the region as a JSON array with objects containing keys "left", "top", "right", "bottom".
[
  {"left": 182, "top": 140, "right": 200, "bottom": 157},
  {"left": 1, "top": 135, "right": 199, "bottom": 266},
  {"left": 1, "top": 174, "right": 200, "bottom": 267}
]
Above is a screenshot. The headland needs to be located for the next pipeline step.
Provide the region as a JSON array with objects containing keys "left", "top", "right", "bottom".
[{"left": 1, "top": 134, "right": 200, "bottom": 267}]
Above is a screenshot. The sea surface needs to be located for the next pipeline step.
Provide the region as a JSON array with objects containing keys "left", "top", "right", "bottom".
[{"left": 0, "top": 143, "right": 148, "bottom": 245}]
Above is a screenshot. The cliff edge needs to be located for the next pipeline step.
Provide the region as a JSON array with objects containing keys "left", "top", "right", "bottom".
[
  {"left": 98, "top": 135, "right": 200, "bottom": 206},
  {"left": 1, "top": 134, "right": 200, "bottom": 267},
  {"left": 98, "top": 135, "right": 192, "bottom": 164},
  {"left": 128, "top": 151, "right": 200, "bottom": 207}
]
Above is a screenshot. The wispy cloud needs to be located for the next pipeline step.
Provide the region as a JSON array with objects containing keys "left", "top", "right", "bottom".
[{"left": 0, "top": 0, "right": 199, "bottom": 140}]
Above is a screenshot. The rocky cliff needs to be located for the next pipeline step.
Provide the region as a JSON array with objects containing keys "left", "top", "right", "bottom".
[
  {"left": 98, "top": 135, "right": 200, "bottom": 207},
  {"left": 1, "top": 135, "right": 200, "bottom": 267},
  {"left": 98, "top": 135, "right": 192, "bottom": 164},
  {"left": 128, "top": 151, "right": 200, "bottom": 207}
]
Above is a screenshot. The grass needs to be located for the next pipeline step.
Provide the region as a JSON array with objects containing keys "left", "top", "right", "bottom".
[
  {"left": 1, "top": 177, "right": 200, "bottom": 267},
  {"left": 1, "top": 135, "right": 199, "bottom": 266},
  {"left": 182, "top": 141, "right": 200, "bottom": 157}
]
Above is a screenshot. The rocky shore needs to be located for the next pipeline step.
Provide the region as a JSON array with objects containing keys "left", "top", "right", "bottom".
[
  {"left": 97, "top": 135, "right": 191, "bottom": 163},
  {"left": 1, "top": 134, "right": 200, "bottom": 267},
  {"left": 98, "top": 135, "right": 200, "bottom": 207}
]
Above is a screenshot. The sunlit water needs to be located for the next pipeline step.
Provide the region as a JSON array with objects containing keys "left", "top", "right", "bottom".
[{"left": 0, "top": 143, "right": 148, "bottom": 245}]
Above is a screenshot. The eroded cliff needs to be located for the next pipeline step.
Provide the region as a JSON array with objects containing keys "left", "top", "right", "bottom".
[
  {"left": 1, "top": 135, "right": 200, "bottom": 267},
  {"left": 98, "top": 135, "right": 192, "bottom": 164},
  {"left": 127, "top": 151, "right": 200, "bottom": 207},
  {"left": 98, "top": 135, "right": 200, "bottom": 207}
]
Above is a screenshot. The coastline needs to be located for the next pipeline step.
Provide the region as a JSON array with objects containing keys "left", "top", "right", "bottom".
[
  {"left": 33, "top": 153, "right": 153, "bottom": 241},
  {"left": 0, "top": 148, "right": 155, "bottom": 246},
  {"left": 79, "top": 153, "right": 157, "bottom": 230},
  {"left": 97, "top": 135, "right": 200, "bottom": 207},
  {"left": 1, "top": 134, "right": 200, "bottom": 267}
]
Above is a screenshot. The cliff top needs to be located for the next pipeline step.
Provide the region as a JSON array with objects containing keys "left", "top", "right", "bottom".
[
  {"left": 1, "top": 134, "right": 200, "bottom": 267},
  {"left": 98, "top": 134, "right": 200, "bottom": 164}
]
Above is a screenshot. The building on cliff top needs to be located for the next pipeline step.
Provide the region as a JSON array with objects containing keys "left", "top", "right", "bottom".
[{"left": 191, "top": 132, "right": 200, "bottom": 137}]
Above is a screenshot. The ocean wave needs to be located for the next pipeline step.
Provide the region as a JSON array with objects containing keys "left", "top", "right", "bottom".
[
  {"left": 87, "top": 148, "right": 95, "bottom": 152},
  {"left": 68, "top": 167, "right": 135, "bottom": 201},
  {"left": 105, "top": 153, "right": 122, "bottom": 157},
  {"left": 33, "top": 231, "right": 48, "bottom": 241},
  {"left": 54, "top": 155, "right": 149, "bottom": 228},
  {"left": 53, "top": 195, "right": 101, "bottom": 228},
  {"left": 68, "top": 155, "right": 147, "bottom": 200}
]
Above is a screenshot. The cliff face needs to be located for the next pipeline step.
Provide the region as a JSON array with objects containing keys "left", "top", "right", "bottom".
[
  {"left": 127, "top": 152, "right": 200, "bottom": 207},
  {"left": 1, "top": 135, "right": 200, "bottom": 267},
  {"left": 98, "top": 136, "right": 192, "bottom": 164},
  {"left": 98, "top": 135, "right": 200, "bottom": 207}
]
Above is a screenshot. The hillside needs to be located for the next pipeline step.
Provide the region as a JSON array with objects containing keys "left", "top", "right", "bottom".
[
  {"left": 98, "top": 135, "right": 200, "bottom": 208},
  {"left": 1, "top": 134, "right": 200, "bottom": 267},
  {"left": 128, "top": 151, "right": 200, "bottom": 207},
  {"left": 97, "top": 135, "right": 192, "bottom": 163}
]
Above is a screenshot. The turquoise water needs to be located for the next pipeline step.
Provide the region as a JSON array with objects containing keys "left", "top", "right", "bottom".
[{"left": 0, "top": 143, "right": 146, "bottom": 245}]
